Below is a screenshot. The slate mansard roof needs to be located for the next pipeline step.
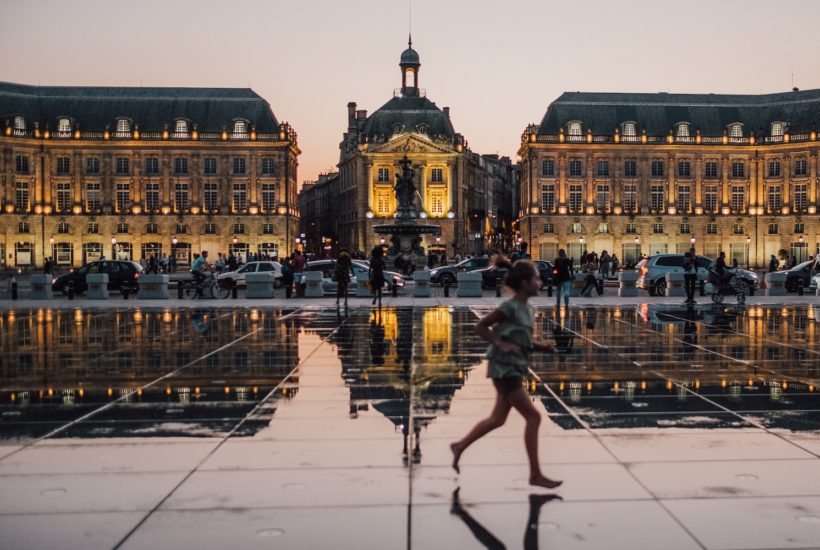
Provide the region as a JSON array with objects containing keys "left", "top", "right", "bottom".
[
  {"left": 537, "top": 89, "right": 820, "bottom": 136},
  {"left": 0, "top": 81, "right": 279, "bottom": 132},
  {"left": 362, "top": 95, "right": 455, "bottom": 142}
]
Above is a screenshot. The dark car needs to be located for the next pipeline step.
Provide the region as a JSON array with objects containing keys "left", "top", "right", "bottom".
[
  {"left": 475, "top": 259, "right": 554, "bottom": 289},
  {"left": 52, "top": 260, "right": 143, "bottom": 294},
  {"left": 781, "top": 260, "right": 818, "bottom": 292},
  {"left": 429, "top": 257, "right": 491, "bottom": 285}
]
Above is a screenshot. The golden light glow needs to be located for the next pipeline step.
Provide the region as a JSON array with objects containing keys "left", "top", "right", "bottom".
[
  {"left": 641, "top": 381, "right": 647, "bottom": 391},
  {"left": 72, "top": 205, "right": 82, "bottom": 214},
  {"left": 47, "top": 387, "right": 54, "bottom": 397},
  {"left": 103, "top": 130, "right": 110, "bottom": 140},
  {"left": 748, "top": 377, "right": 754, "bottom": 386},
  {"left": 614, "top": 381, "right": 619, "bottom": 391},
  {"left": 163, "top": 130, "right": 170, "bottom": 140},
  {"left": 136, "top": 388, "right": 143, "bottom": 397},
  {"left": 161, "top": 206, "right": 171, "bottom": 215},
  {"left": 586, "top": 382, "right": 593, "bottom": 392},
  {"left": 559, "top": 381, "right": 565, "bottom": 391},
  {"left": 107, "top": 387, "right": 113, "bottom": 397},
  {"left": 131, "top": 205, "right": 142, "bottom": 215},
  {"left": 666, "top": 381, "right": 673, "bottom": 391},
  {"left": 5, "top": 204, "right": 14, "bottom": 213},
  {"left": 224, "top": 386, "right": 230, "bottom": 394},
  {"left": 721, "top": 379, "right": 728, "bottom": 389},
  {"left": 782, "top": 381, "right": 788, "bottom": 390},
  {"left": 165, "top": 387, "right": 172, "bottom": 396},
  {"left": 248, "top": 206, "right": 259, "bottom": 215},
  {"left": 195, "top": 387, "right": 201, "bottom": 395},
  {"left": 190, "top": 206, "right": 200, "bottom": 214},
  {"left": 10, "top": 393, "right": 15, "bottom": 402},
  {"left": 34, "top": 205, "right": 43, "bottom": 214},
  {"left": 252, "top": 386, "right": 259, "bottom": 394},
  {"left": 810, "top": 385, "right": 815, "bottom": 392},
  {"left": 78, "top": 388, "right": 84, "bottom": 398},
  {"left": 694, "top": 379, "right": 701, "bottom": 390}
]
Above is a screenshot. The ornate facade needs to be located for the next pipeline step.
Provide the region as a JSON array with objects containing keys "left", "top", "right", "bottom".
[
  {"left": 0, "top": 82, "right": 299, "bottom": 269},
  {"left": 518, "top": 90, "right": 820, "bottom": 267},
  {"left": 333, "top": 40, "right": 516, "bottom": 257}
]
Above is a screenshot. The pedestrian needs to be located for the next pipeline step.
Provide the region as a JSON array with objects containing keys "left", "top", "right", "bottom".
[
  {"left": 579, "top": 250, "right": 588, "bottom": 273},
  {"left": 683, "top": 248, "right": 697, "bottom": 304},
  {"left": 610, "top": 254, "right": 619, "bottom": 277},
  {"left": 291, "top": 250, "right": 306, "bottom": 297},
  {"left": 449, "top": 255, "right": 562, "bottom": 490},
  {"left": 159, "top": 254, "right": 169, "bottom": 273},
  {"left": 368, "top": 246, "right": 386, "bottom": 307},
  {"left": 454, "top": 250, "right": 463, "bottom": 264},
  {"left": 227, "top": 253, "right": 238, "bottom": 273},
  {"left": 790, "top": 255, "right": 797, "bottom": 269},
  {"left": 149, "top": 254, "right": 159, "bottom": 274},
  {"left": 769, "top": 255, "right": 779, "bottom": 273},
  {"left": 281, "top": 257, "right": 294, "bottom": 298},
  {"left": 216, "top": 253, "right": 226, "bottom": 274},
  {"left": 334, "top": 248, "right": 354, "bottom": 307},
  {"left": 599, "top": 250, "right": 610, "bottom": 279},
  {"left": 580, "top": 255, "right": 600, "bottom": 297},
  {"left": 553, "top": 249, "right": 573, "bottom": 309},
  {"left": 512, "top": 241, "right": 530, "bottom": 261},
  {"left": 169, "top": 253, "right": 177, "bottom": 273},
  {"left": 44, "top": 257, "right": 53, "bottom": 275}
]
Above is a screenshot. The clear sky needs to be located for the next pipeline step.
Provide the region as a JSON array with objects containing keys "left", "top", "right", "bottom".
[{"left": 3, "top": 0, "right": 820, "bottom": 186}]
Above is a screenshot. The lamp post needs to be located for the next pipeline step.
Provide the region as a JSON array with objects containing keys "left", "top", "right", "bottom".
[
  {"left": 745, "top": 235, "right": 751, "bottom": 268},
  {"left": 110, "top": 236, "right": 117, "bottom": 260},
  {"left": 171, "top": 235, "right": 178, "bottom": 270},
  {"left": 634, "top": 236, "right": 641, "bottom": 263},
  {"left": 232, "top": 235, "right": 239, "bottom": 262}
]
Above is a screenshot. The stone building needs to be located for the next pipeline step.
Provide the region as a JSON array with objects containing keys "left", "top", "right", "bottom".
[
  {"left": 334, "top": 39, "right": 516, "bottom": 258},
  {"left": 0, "top": 82, "right": 299, "bottom": 269},
  {"left": 518, "top": 89, "right": 820, "bottom": 268},
  {"left": 298, "top": 172, "right": 338, "bottom": 254}
]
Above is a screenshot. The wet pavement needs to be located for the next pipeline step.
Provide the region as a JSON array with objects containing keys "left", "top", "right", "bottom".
[{"left": 1, "top": 304, "right": 820, "bottom": 549}]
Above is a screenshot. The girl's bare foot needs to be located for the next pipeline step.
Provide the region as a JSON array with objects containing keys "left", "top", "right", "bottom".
[
  {"left": 529, "top": 475, "right": 562, "bottom": 489},
  {"left": 450, "top": 442, "right": 462, "bottom": 474}
]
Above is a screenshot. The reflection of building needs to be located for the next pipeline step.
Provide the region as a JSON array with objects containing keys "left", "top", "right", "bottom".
[
  {"left": 0, "top": 82, "right": 299, "bottom": 269},
  {"left": 0, "top": 309, "right": 300, "bottom": 438},
  {"left": 518, "top": 90, "right": 820, "bottom": 267},
  {"left": 332, "top": 40, "right": 517, "bottom": 256}
]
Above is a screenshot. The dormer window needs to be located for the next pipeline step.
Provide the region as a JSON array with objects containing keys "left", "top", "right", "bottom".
[
  {"left": 771, "top": 122, "right": 784, "bottom": 137},
  {"left": 233, "top": 120, "right": 247, "bottom": 134},
  {"left": 729, "top": 123, "right": 743, "bottom": 138},
  {"left": 116, "top": 119, "right": 130, "bottom": 133},
  {"left": 568, "top": 122, "right": 582, "bottom": 136},
  {"left": 622, "top": 122, "right": 636, "bottom": 137},
  {"left": 175, "top": 120, "right": 188, "bottom": 134},
  {"left": 675, "top": 123, "right": 690, "bottom": 138},
  {"left": 13, "top": 116, "right": 26, "bottom": 130},
  {"left": 57, "top": 118, "right": 71, "bottom": 133}
]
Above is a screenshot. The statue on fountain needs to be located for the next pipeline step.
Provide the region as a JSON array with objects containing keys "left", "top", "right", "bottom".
[{"left": 394, "top": 155, "right": 416, "bottom": 214}]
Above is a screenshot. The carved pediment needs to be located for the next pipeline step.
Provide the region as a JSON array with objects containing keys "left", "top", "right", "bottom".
[{"left": 369, "top": 134, "right": 453, "bottom": 155}]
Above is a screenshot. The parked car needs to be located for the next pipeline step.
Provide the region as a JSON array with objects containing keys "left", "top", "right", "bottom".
[
  {"left": 474, "top": 259, "right": 554, "bottom": 289},
  {"left": 781, "top": 260, "right": 819, "bottom": 292},
  {"left": 636, "top": 253, "right": 758, "bottom": 296},
  {"left": 429, "top": 257, "right": 491, "bottom": 286},
  {"left": 52, "top": 260, "right": 143, "bottom": 295},
  {"left": 534, "top": 260, "right": 555, "bottom": 289},
  {"left": 300, "top": 259, "right": 405, "bottom": 295},
  {"left": 218, "top": 261, "right": 283, "bottom": 288}
]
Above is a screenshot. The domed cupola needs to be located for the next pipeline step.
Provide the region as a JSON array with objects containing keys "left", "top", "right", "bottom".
[{"left": 399, "top": 35, "right": 421, "bottom": 97}]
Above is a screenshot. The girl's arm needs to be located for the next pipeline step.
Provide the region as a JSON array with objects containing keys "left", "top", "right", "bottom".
[
  {"left": 475, "top": 309, "right": 522, "bottom": 355},
  {"left": 532, "top": 340, "right": 556, "bottom": 353}
]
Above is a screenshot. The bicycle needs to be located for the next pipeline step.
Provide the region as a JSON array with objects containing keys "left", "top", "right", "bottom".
[{"left": 178, "top": 273, "right": 231, "bottom": 299}]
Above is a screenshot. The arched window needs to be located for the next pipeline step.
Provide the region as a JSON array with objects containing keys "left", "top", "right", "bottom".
[
  {"left": 116, "top": 119, "right": 130, "bottom": 133},
  {"left": 771, "top": 122, "right": 784, "bottom": 137},
  {"left": 175, "top": 120, "right": 188, "bottom": 134},
  {"left": 58, "top": 118, "right": 71, "bottom": 132},
  {"left": 233, "top": 120, "right": 247, "bottom": 134},
  {"left": 622, "top": 122, "right": 636, "bottom": 137},
  {"left": 729, "top": 123, "right": 743, "bottom": 138},
  {"left": 676, "top": 123, "right": 689, "bottom": 138},
  {"left": 568, "top": 122, "right": 582, "bottom": 136},
  {"left": 13, "top": 116, "right": 26, "bottom": 130}
]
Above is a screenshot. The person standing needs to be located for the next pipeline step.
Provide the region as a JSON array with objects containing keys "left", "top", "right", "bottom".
[
  {"left": 599, "top": 251, "right": 611, "bottom": 279},
  {"left": 769, "top": 254, "right": 779, "bottom": 273},
  {"left": 281, "top": 256, "right": 294, "bottom": 298},
  {"left": 368, "top": 246, "right": 386, "bottom": 307},
  {"left": 683, "top": 248, "right": 697, "bottom": 304},
  {"left": 334, "top": 249, "right": 354, "bottom": 307},
  {"left": 610, "top": 253, "right": 619, "bottom": 277},
  {"left": 553, "top": 249, "right": 573, "bottom": 309},
  {"left": 291, "top": 250, "right": 306, "bottom": 297}
]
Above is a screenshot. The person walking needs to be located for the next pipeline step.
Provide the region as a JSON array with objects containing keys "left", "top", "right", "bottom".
[
  {"left": 553, "top": 249, "right": 573, "bottom": 309},
  {"left": 580, "top": 255, "right": 601, "bottom": 297},
  {"left": 334, "top": 248, "right": 354, "bottom": 307},
  {"left": 449, "top": 255, "right": 562, "bottom": 490},
  {"left": 292, "top": 250, "right": 306, "bottom": 297},
  {"left": 610, "top": 253, "right": 619, "bottom": 278},
  {"left": 683, "top": 248, "right": 697, "bottom": 304},
  {"left": 368, "top": 246, "right": 386, "bottom": 307}
]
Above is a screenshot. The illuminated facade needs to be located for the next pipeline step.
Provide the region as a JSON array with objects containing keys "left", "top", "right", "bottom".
[
  {"left": 518, "top": 90, "right": 820, "bottom": 267},
  {"left": 334, "top": 40, "right": 516, "bottom": 257},
  {"left": 0, "top": 82, "right": 299, "bottom": 269}
]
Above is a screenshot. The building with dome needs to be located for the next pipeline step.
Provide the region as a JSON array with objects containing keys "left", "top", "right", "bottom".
[
  {"left": 518, "top": 90, "right": 820, "bottom": 270},
  {"left": 323, "top": 38, "right": 517, "bottom": 258},
  {"left": 0, "top": 82, "right": 299, "bottom": 269}
]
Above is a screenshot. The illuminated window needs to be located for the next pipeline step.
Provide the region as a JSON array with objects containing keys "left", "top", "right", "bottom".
[
  {"left": 622, "top": 122, "right": 636, "bottom": 136},
  {"left": 175, "top": 183, "right": 189, "bottom": 211},
  {"left": 175, "top": 120, "right": 188, "bottom": 134},
  {"left": 541, "top": 159, "right": 555, "bottom": 176},
  {"left": 233, "top": 120, "right": 247, "bottom": 134},
  {"left": 596, "top": 184, "right": 610, "bottom": 212},
  {"left": 377, "top": 192, "right": 391, "bottom": 214},
  {"left": 15, "top": 181, "right": 29, "bottom": 211},
  {"left": 623, "top": 184, "right": 637, "bottom": 212},
  {"left": 771, "top": 122, "right": 783, "bottom": 136},
  {"left": 676, "top": 123, "right": 689, "bottom": 138},
  {"left": 56, "top": 183, "right": 71, "bottom": 212},
  {"left": 56, "top": 157, "right": 70, "bottom": 175},
  {"left": 568, "top": 160, "right": 582, "bottom": 177},
  {"left": 116, "top": 183, "right": 130, "bottom": 212},
  {"left": 705, "top": 161, "right": 718, "bottom": 178},
  {"left": 262, "top": 184, "right": 276, "bottom": 211},
  {"left": 731, "top": 185, "right": 745, "bottom": 212},
  {"left": 568, "top": 122, "right": 582, "bottom": 136},
  {"left": 541, "top": 184, "right": 555, "bottom": 212},
  {"left": 677, "top": 185, "right": 691, "bottom": 212},
  {"left": 204, "top": 183, "right": 218, "bottom": 211},
  {"left": 794, "top": 183, "right": 807, "bottom": 212},
  {"left": 430, "top": 190, "right": 444, "bottom": 215},
  {"left": 431, "top": 168, "right": 443, "bottom": 182},
  {"left": 86, "top": 183, "right": 101, "bottom": 211},
  {"left": 650, "top": 185, "right": 664, "bottom": 211},
  {"left": 568, "top": 185, "right": 582, "bottom": 212},
  {"left": 232, "top": 183, "right": 247, "bottom": 211},
  {"left": 377, "top": 168, "right": 390, "bottom": 183},
  {"left": 116, "top": 119, "right": 130, "bottom": 133},
  {"left": 704, "top": 186, "right": 718, "bottom": 212},
  {"left": 13, "top": 116, "right": 26, "bottom": 130},
  {"left": 58, "top": 118, "right": 71, "bottom": 132},
  {"left": 145, "top": 183, "right": 160, "bottom": 211}
]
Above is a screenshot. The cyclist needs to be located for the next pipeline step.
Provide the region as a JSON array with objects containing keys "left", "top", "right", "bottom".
[{"left": 191, "top": 250, "right": 212, "bottom": 287}]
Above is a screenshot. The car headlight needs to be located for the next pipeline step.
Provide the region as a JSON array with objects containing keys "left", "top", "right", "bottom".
[{"left": 430, "top": 269, "right": 439, "bottom": 276}]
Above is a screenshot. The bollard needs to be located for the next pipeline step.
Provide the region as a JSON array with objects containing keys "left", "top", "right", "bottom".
[
  {"left": 799, "top": 279, "right": 804, "bottom": 296},
  {"left": 231, "top": 280, "right": 238, "bottom": 299},
  {"left": 177, "top": 281, "right": 183, "bottom": 299},
  {"left": 11, "top": 277, "right": 18, "bottom": 300},
  {"left": 444, "top": 279, "right": 450, "bottom": 298},
  {"left": 699, "top": 279, "right": 705, "bottom": 296},
  {"left": 547, "top": 283, "right": 553, "bottom": 297},
  {"left": 68, "top": 281, "right": 74, "bottom": 300},
  {"left": 495, "top": 277, "right": 501, "bottom": 297}
]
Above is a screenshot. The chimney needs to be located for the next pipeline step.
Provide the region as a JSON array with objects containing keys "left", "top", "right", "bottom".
[
  {"left": 347, "top": 102, "right": 357, "bottom": 130},
  {"left": 357, "top": 109, "right": 367, "bottom": 119},
  {"left": 443, "top": 107, "right": 450, "bottom": 119}
]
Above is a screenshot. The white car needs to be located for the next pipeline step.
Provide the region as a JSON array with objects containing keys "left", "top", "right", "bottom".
[{"left": 218, "top": 261, "right": 283, "bottom": 288}]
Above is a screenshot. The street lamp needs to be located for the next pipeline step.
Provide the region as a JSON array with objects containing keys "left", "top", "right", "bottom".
[
  {"left": 746, "top": 235, "right": 751, "bottom": 268},
  {"left": 111, "top": 236, "right": 117, "bottom": 260},
  {"left": 634, "top": 236, "right": 641, "bottom": 262},
  {"left": 690, "top": 235, "right": 696, "bottom": 246}
]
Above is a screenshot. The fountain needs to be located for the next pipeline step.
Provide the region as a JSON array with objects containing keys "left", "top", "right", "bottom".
[{"left": 373, "top": 155, "right": 441, "bottom": 264}]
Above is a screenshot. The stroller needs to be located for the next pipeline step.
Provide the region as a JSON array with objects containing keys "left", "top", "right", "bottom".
[{"left": 707, "top": 268, "right": 750, "bottom": 304}]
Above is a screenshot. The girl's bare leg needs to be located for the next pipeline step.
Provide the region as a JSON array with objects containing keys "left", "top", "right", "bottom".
[
  {"left": 507, "top": 388, "right": 562, "bottom": 489},
  {"left": 451, "top": 390, "right": 511, "bottom": 474}
]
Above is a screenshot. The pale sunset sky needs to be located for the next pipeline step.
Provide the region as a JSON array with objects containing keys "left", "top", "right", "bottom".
[{"left": 3, "top": 0, "right": 819, "bottom": 186}]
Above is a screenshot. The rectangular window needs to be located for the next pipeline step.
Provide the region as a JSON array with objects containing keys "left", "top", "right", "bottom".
[
  {"left": 732, "top": 162, "right": 745, "bottom": 179},
  {"left": 56, "top": 157, "right": 70, "bottom": 175},
  {"left": 704, "top": 185, "right": 718, "bottom": 212},
  {"left": 15, "top": 181, "right": 29, "bottom": 212},
  {"left": 541, "top": 184, "right": 555, "bottom": 213},
  {"left": 233, "top": 157, "right": 246, "bottom": 175},
  {"left": 707, "top": 223, "right": 718, "bottom": 235},
  {"left": 86, "top": 157, "right": 100, "bottom": 175},
  {"left": 650, "top": 185, "right": 664, "bottom": 211},
  {"left": 596, "top": 160, "right": 609, "bottom": 177},
  {"left": 116, "top": 183, "right": 130, "bottom": 212},
  {"left": 541, "top": 159, "right": 554, "bottom": 176},
  {"left": 623, "top": 184, "right": 637, "bottom": 212},
  {"left": 731, "top": 185, "right": 745, "bottom": 212},
  {"left": 794, "top": 183, "right": 807, "bottom": 213},
  {"left": 145, "top": 157, "right": 159, "bottom": 175},
  {"left": 568, "top": 184, "right": 582, "bottom": 212},
  {"left": 568, "top": 160, "right": 582, "bottom": 177},
  {"left": 677, "top": 185, "right": 691, "bottom": 212},
  {"left": 705, "top": 161, "right": 718, "bottom": 178},
  {"left": 624, "top": 160, "right": 637, "bottom": 177},
  {"left": 377, "top": 191, "right": 390, "bottom": 214},
  {"left": 768, "top": 160, "right": 781, "bottom": 177},
  {"left": 431, "top": 168, "right": 444, "bottom": 182},
  {"left": 430, "top": 190, "right": 444, "bottom": 215},
  {"left": 18, "top": 222, "right": 30, "bottom": 233},
  {"left": 732, "top": 224, "right": 744, "bottom": 235},
  {"left": 543, "top": 223, "right": 554, "bottom": 234},
  {"left": 86, "top": 182, "right": 101, "bottom": 211},
  {"left": 680, "top": 223, "right": 691, "bottom": 235},
  {"left": 651, "top": 161, "right": 664, "bottom": 177},
  {"left": 87, "top": 222, "right": 99, "bottom": 234},
  {"left": 204, "top": 183, "right": 218, "bottom": 211},
  {"left": 794, "top": 223, "right": 805, "bottom": 234},
  {"left": 204, "top": 157, "right": 217, "bottom": 175},
  {"left": 652, "top": 223, "right": 664, "bottom": 234},
  {"left": 116, "top": 157, "right": 130, "bottom": 175},
  {"left": 262, "top": 183, "right": 276, "bottom": 211},
  {"left": 677, "top": 161, "right": 691, "bottom": 178},
  {"left": 768, "top": 223, "right": 778, "bottom": 235},
  {"left": 174, "top": 157, "right": 188, "bottom": 175},
  {"left": 795, "top": 159, "right": 808, "bottom": 176},
  {"left": 625, "top": 223, "right": 636, "bottom": 234},
  {"left": 15, "top": 155, "right": 29, "bottom": 173},
  {"left": 145, "top": 183, "right": 160, "bottom": 211},
  {"left": 596, "top": 184, "right": 610, "bottom": 212},
  {"left": 116, "top": 221, "right": 128, "bottom": 233},
  {"left": 175, "top": 183, "right": 189, "bottom": 211},
  {"left": 377, "top": 168, "right": 390, "bottom": 182},
  {"left": 232, "top": 183, "right": 247, "bottom": 211},
  {"left": 146, "top": 223, "right": 158, "bottom": 234},
  {"left": 56, "top": 183, "right": 71, "bottom": 212},
  {"left": 261, "top": 157, "right": 275, "bottom": 175},
  {"left": 205, "top": 223, "right": 217, "bottom": 234}
]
